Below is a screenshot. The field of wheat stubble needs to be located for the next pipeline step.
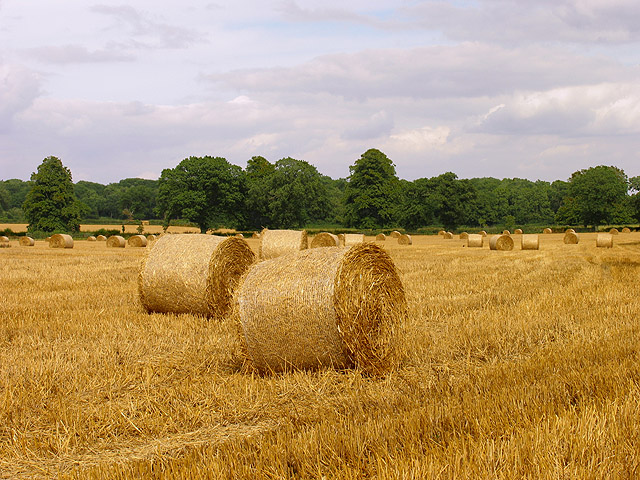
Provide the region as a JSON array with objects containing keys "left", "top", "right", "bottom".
[{"left": 0, "top": 233, "right": 638, "bottom": 479}]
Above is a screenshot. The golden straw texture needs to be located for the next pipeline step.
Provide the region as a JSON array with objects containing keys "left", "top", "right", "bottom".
[
  {"left": 502, "top": 230, "right": 511, "bottom": 235},
  {"left": 343, "top": 234, "right": 365, "bottom": 246},
  {"left": 251, "top": 232, "right": 260, "bottom": 239},
  {"left": 19, "top": 236, "right": 35, "bottom": 246},
  {"left": 49, "top": 234, "right": 73, "bottom": 249},
  {"left": 398, "top": 234, "right": 412, "bottom": 245},
  {"left": 375, "top": 233, "right": 386, "bottom": 241},
  {"left": 391, "top": 231, "right": 401, "bottom": 238},
  {"left": 563, "top": 232, "right": 579, "bottom": 244},
  {"left": 147, "top": 234, "right": 156, "bottom": 241},
  {"left": 259, "top": 229, "right": 308, "bottom": 260},
  {"left": 311, "top": 232, "right": 340, "bottom": 248},
  {"left": 489, "top": 234, "right": 514, "bottom": 251},
  {"left": 514, "top": 228, "right": 523, "bottom": 234},
  {"left": 106, "top": 235, "right": 126, "bottom": 248},
  {"left": 479, "top": 230, "right": 487, "bottom": 236},
  {"left": 609, "top": 228, "right": 619, "bottom": 235},
  {"left": 596, "top": 233, "right": 613, "bottom": 248},
  {"left": 96, "top": 235, "right": 107, "bottom": 241},
  {"left": 467, "top": 234, "right": 483, "bottom": 248},
  {"left": 87, "top": 236, "right": 97, "bottom": 242},
  {"left": 443, "top": 232, "right": 454, "bottom": 239},
  {"left": 235, "top": 244, "right": 406, "bottom": 375},
  {"left": 0, "top": 236, "right": 9, "bottom": 248},
  {"left": 543, "top": 228, "right": 552, "bottom": 234},
  {"left": 565, "top": 228, "right": 575, "bottom": 234},
  {"left": 139, "top": 234, "right": 255, "bottom": 318},
  {"left": 438, "top": 230, "right": 446, "bottom": 236},
  {"left": 521, "top": 234, "right": 540, "bottom": 250},
  {"left": 127, "top": 234, "right": 148, "bottom": 247},
  {"left": 622, "top": 227, "right": 631, "bottom": 233},
  {"left": 459, "top": 232, "right": 469, "bottom": 239}
]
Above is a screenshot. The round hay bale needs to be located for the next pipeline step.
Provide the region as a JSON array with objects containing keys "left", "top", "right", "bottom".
[
  {"left": 563, "top": 232, "right": 579, "bottom": 244},
  {"left": 622, "top": 227, "right": 631, "bottom": 234},
  {"left": 344, "top": 233, "right": 366, "bottom": 246},
  {"left": 609, "top": 228, "right": 619, "bottom": 235},
  {"left": 106, "top": 235, "right": 126, "bottom": 248},
  {"left": 521, "top": 234, "right": 539, "bottom": 250},
  {"left": 596, "top": 233, "right": 613, "bottom": 248},
  {"left": 375, "top": 233, "right": 386, "bottom": 241},
  {"left": 543, "top": 228, "right": 552, "bottom": 234},
  {"left": 19, "top": 236, "right": 35, "bottom": 246},
  {"left": 96, "top": 235, "right": 107, "bottom": 241},
  {"left": 311, "top": 232, "right": 340, "bottom": 248},
  {"left": 398, "top": 234, "right": 412, "bottom": 245},
  {"left": 235, "top": 244, "right": 406, "bottom": 375},
  {"left": 514, "top": 228, "right": 523, "bottom": 235},
  {"left": 337, "top": 233, "right": 345, "bottom": 246},
  {"left": 139, "top": 234, "right": 255, "bottom": 318},
  {"left": 390, "top": 231, "right": 401, "bottom": 238},
  {"left": 438, "top": 230, "right": 446, "bottom": 236},
  {"left": 459, "top": 232, "right": 469, "bottom": 239},
  {"left": 502, "top": 230, "right": 511, "bottom": 236},
  {"left": 479, "top": 230, "right": 487, "bottom": 237},
  {"left": 147, "top": 234, "right": 156, "bottom": 241},
  {"left": 87, "top": 236, "right": 97, "bottom": 242},
  {"left": 489, "top": 234, "right": 514, "bottom": 251},
  {"left": 49, "top": 234, "right": 73, "bottom": 249},
  {"left": 467, "top": 234, "right": 483, "bottom": 248},
  {"left": 443, "top": 232, "right": 454, "bottom": 239},
  {"left": 0, "top": 235, "right": 9, "bottom": 242},
  {"left": 251, "top": 232, "right": 260, "bottom": 239},
  {"left": 235, "top": 233, "right": 244, "bottom": 238},
  {"left": 128, "top": 234, "right": 148, "bottom": 247},
  {"left": 565, "top": 228, "right": 575, "bottom": 234},
  {"left": 259, "top": 229, "right": 308, "bottom": 260}
]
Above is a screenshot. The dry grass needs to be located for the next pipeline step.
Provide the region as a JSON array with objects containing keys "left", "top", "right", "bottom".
[{"left": 0, "top": 233, "right": 639, "bottom": 478}]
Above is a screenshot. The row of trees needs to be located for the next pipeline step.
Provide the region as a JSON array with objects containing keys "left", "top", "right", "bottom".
[{"left": 3, "top": 151, "right": 639, "bottom": 234}]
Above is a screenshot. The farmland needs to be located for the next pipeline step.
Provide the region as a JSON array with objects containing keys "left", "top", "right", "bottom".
[{"left": 0, "top": 233, "right": 639, "bottom": 478}]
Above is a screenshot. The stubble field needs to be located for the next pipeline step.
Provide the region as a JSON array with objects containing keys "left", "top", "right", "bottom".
[{"left": 0, "top": 233, "right": 639, "bottom": 479}]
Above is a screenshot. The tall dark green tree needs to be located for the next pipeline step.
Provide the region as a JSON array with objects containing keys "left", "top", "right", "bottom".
[
  {"left": 23, "top": 156, "right": 81, "bottom": 233},
  {"left": 343, "top": 149, "right": 401, "bottom": 229},
  {"left": 629, "top": 176, "right": 640, "bottom": 223},
  {"left": 157, "top": 156, "right": 246, "bottom": 233},
  {"left": 430, "top": 172, "right": 477, "bottom": 231},
  {"left": 245, "top": 156, "right": 276, "bottom": 229}
]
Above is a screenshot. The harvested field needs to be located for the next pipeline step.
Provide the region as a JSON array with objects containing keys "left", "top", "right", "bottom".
[{"left": 0, "top": 232, "right": 639, "bottom": 478}]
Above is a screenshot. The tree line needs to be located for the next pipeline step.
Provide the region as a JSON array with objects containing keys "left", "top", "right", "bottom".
[{"left": 2, "top": 150, "right": 639, "bottom": 234}]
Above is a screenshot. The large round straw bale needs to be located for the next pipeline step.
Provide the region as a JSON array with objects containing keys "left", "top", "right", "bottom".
[
  {"left": 139, "top": 234, "right": 255, "bottom": 318},
  {"left": 390, "top": 230, "right": 401, "bottom": 238},
  {"left": 147, "top": 234, "right": 156, "bottom": 241},
  {"left": 609, "top": 228, "right": 619, "bottom": 235},
  {"left": 543, "top": 228, "right": 552, "bottom": 234},
  {"left": 87, "top": 236, "right": 97, "bottom": 242},
  {"left": 459, "top": 232, "right": 469, "bottom": 239},
  {"left": 467, "top": 234, "right": 483, "bottom": 247},
  {"left": 443, "top": 232, "right": 454, "bottom": 239},
  {"left": 489, "top": 234, "right": 514, "bottom": 251},
  {"left": 514, "top": 228, "right": 523, "bottom": 235},
  {"left": 563, "top": 232, "right": 579, "bottom": 244},
  {"left": 344, "top": 233, "right": 365, "bottom": 246},
  {"left": 49, "top": 234, "right": 73, "bottom": 249},
  {"left": 521, "top": 234, "right": 539, "bottom": 250},
  {"left": 128, "top": 234, "right": 148, "bottom": 247},
  {"left": 375, "top": 233, "right": 386, "bottom": 241},
  {"left": 19, "top": 236, "right": 35, "bottom": 246},
  {"left": 596, "top": 233, "right": 613, "bottom": 248},
  {"left": 0, "top": 236, "right": 9, "bottom": 242},
  {"left": 96, "top": 235, "right": 107, "bottom": 241},
  {"left": 311, "top": 232, "right": 340, "bottom": 248},
  {"left": 236, "top": 244, "right": 406, "bottom": 375},
  {"left": 398, "top": 234, "right": 412, "bottom": 245},
  {"left": 259, "top": 229, "right": 308, "bottom": 260},
  {"left": 479, "top": 230, "right": 487, "bottom": 237},
  {"left": 502, "top": 230, "right": 511, "bottom": 236},
  {"left": 106, "top": 235, "right": 126, "bottom": 248},
  {"left": 622, "top": 227, "right": 631, "bottom": 234},
  {"left": 438, "top": 230, "right": 446, "bottom": 236},
  {"left": 565, "top": 228, "right": 575, "bottom": 234}
]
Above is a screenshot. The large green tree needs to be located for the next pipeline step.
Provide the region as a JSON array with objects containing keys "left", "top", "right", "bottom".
[
  {"left": 343, "top": 149, "right": 401, "bottom": 229},
  {"left": 629, "top": 176, "right": 640, "bottom": 223},
  {"left": 23, "top": 156, "right": 81, "bottom": 233},
  {"left": 245, "top": 156, "right": 276, "bottom": 229},
  {"left": 430, "top": 172, "right": 477, "bottom": 231},
  {"left": 157, "top": 156, "right": 246, "bottom": 233}
]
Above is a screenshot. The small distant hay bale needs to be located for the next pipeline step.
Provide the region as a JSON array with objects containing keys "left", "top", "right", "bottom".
[
  {"left": 479, "top": 230, "right": 487, "bottom": 237},
  {"left": 459, "top": 232, "right": 469, "bottom": 239},
  {"left": 19, "top": 236, "right": 35, "bottom": 246},
  {"left": 596, "top": 233, "right": 613, "bottom": 248},
  {"left": 565, "top": 228, "right": 575, "bottom": 234},
  {"left": 609, "top": 228, "right": 619, "bottom": 235},
  {"left": 235, "top": 233, "right": 244, "bottom": 238},
  {"left": 235, "top": 243, "right": 406, "bottom": 375},
  {"left": 49, "top": 234, "right": 73, "bottom": 249},
  {"left": 128, "top": 234, "right": 148, "bottom": 247},
  {"left": 398, "top": 234, "right": 412, "bottom": 245},
  {"left": 563, "top": 232, "right": 579, "bottom": 244},
  {"left": 489, "top": 234, "right": 514, "bottom": 251},
  {"left": 621, "top": 227, "right": 631, "bottom": 234},
  {"left": 502, "top": 230, "right": 511, "bottom": 235},
  {"left": 543, "top": 228, "right": 553, "bottom": 234},
  {"left": 0, "top": 236, "right": 9, "bottom": 248},
  {"left": 96, "top": 235, "right": 107, "bottom": 241},
  {"left": 147, "top": 234, "right": 156, "bottom": 241},
  {"left": 139, "top": 234, "right": 255, "bottom": 318},
  {"left": 443, "top": 232, "right": 454, "bottom": 239},
  {"left": 521, "top": 234, "right": 539, "bottom": 250},
  {"left": 514, "top": 228, "right": 523, "bottom": 235},
  {"left": 375, "top": 233, "right": 386, "bottom": 241},
  {"left": 390, "top": 231, "right": 401, "bottom": 238},
  {"left": 251, "top": 232, "right": 260, "bottom": 239},
  {"left": 87, "top": 236, "right": 97, "bottom": 242},
  {"left": 311, "top": 232, "right": 340, "bottom": 248},
  {"left": 438, "top": 230, "right": 446, "bottom": 236},
  {"left": 467, "top": 234, "right": 483, "bottom": 248},
  {"left": 259, "top": 229, "right": 308, "bottom": 260},
  {"left": 106, "top": 235, "right": 126, "bottom": 248},
  {"left": 0, "top": 236, "right": 9, "bottom": 242},
  {"left": 337, "top": 233, "right": 345, "bottom": 245},
  {"left": 344, "top": 233, "right": 366, "bottom": 246}
]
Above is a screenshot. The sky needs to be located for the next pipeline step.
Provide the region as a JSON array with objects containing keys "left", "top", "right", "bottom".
[{"left": 1, "top": 0, "right": 640, "bottom": 185}]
